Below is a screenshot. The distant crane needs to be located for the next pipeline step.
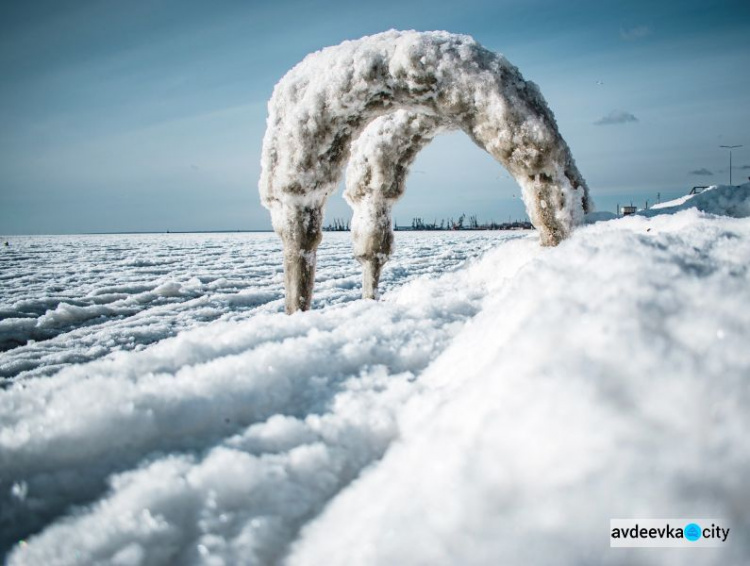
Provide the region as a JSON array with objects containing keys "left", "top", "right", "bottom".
[{"left": 719, "top": 144, "right": 742, "bottom": 185}]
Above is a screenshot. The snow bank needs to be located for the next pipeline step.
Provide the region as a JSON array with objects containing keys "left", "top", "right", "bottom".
[
  {"left": 645, "top": 183, "right": 750, "bottom": 218},
  {"left": 287, "top": 203, "right": 750, "bottom": 566},
  {"left": 583, "top": 210, "right": 618, "bottom": 224},
  {"left": 3, "top": 187, "right": 750, "bottom": 565}
]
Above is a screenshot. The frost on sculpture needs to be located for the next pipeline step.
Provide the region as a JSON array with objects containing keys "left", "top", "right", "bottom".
[
  {"left": 259, "top": 30, "right": 591, "bottom": 313},
  {"left": 345, "top": 111, "right": 446, "bottom": 299}
]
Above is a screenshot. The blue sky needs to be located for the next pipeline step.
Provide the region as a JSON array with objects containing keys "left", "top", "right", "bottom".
[{"left": 1, "top": 0, "right": 748, "bottom": 234}]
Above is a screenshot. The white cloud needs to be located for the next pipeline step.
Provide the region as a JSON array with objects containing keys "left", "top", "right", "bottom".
[{"left": 594, "top": 110, "right": 639, "bottom": 125}]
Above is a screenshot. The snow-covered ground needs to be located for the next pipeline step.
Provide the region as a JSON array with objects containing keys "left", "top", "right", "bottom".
[
  {"left": 0, "top": 231, "right": 506, "bottom": 382},
  {"left": 2, "top": 184, "right": 749, "bottom": 565}
]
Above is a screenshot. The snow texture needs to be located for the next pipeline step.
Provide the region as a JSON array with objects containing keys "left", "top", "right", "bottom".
[
  {"left": 2, "top": 183, "right": 749, "bottom": 565},
  {"left": 0, "top": 232, "right": 500, "bottom": 382},
  {"left": 1, "top": 231, "right": 527, "bottom": 564},
  {"left": 259, "top": 30, "right": 590, "bottom": 310}
]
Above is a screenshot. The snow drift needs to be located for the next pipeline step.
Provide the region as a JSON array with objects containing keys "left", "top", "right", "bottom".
[
  {"left": 645, "top": 183, "right": 750, "bottom": 218},
  {"left": 3, "top": 184, "right": 749, "bottom": 565},
  {"left": 258, "top": 30, "right": 590, "bottom": 312},
  {"left": 287, "top": 184, "right": 750, "bottom": 566}
]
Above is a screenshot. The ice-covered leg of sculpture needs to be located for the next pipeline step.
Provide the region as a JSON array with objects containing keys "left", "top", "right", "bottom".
[
  {"left": 518, "top": 169, "right": 585, "bottom": 247},
  {"left": 350, "top": 199, "right": 394, "bottom": 299},
  {"left": 276, "top": 204, "right": 323, "bottom": 313},
  {"left": 345, "top": 112, "right": 442, "bottom": 299}
]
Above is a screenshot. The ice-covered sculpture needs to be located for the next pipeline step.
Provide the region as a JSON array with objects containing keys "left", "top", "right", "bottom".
[{"left": 259, "top": 30, "right": 591, "bottom": 313}]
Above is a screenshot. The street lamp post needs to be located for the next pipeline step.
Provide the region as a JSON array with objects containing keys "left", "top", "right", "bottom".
[{"left": 719, "top": 144, "right": 742, "bottom": 185}]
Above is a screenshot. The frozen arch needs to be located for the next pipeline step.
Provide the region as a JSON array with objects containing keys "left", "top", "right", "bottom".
[
  {"left": 259, "top": 30, "right": 591, "bottom": 313},
  {"left": 345, "top": 109, "right": 592, "bottom": 299}
]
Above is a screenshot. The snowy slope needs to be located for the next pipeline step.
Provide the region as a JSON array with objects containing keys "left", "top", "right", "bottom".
[
  {"left": 289, "top": 186, "right": 750, "bottom": 566},
  {"left": 2, "top": 184, "right": 750, "bottom": 565},
  {"left": 646, "top": 183, "right": 750, "bottom": 217}
]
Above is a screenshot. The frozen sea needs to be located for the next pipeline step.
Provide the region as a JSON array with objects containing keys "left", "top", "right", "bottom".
[
  {"left": 1, "top": 230, "right": 515, "bottom": 383},
  {"left": 2, "top": 184, "right": 749, "bottom": 566}
]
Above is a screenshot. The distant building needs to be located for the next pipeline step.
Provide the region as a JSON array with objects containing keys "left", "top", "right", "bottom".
[{"left": 620, "top": 205, "right": 637, "bottom": 216}]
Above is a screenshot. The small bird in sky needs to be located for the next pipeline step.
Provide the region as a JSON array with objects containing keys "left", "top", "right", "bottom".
[{"left": 595, "top": 80, "right": 604, "bottom": 85}]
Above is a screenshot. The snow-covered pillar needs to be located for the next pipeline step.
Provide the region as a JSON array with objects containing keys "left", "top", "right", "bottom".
[
  {"left": 272, "top": 203, "right": 324, "bottom": 313},
  {"left": 259, "top": 30, "right": 591, "bottom": 312},
  {"left": 349, "top": 197, "right": 393, "bottom": 299},
  {"left": 345, "top": 111, "right": 444, "bottom": 298}
]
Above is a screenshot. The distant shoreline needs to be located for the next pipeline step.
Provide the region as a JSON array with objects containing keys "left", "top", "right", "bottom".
[
  {"left": 2, "top": 230, "right": 274, "bottom": 237},
  {"left": 3, "top": 228, "right": 535, "bottom": 237}
]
